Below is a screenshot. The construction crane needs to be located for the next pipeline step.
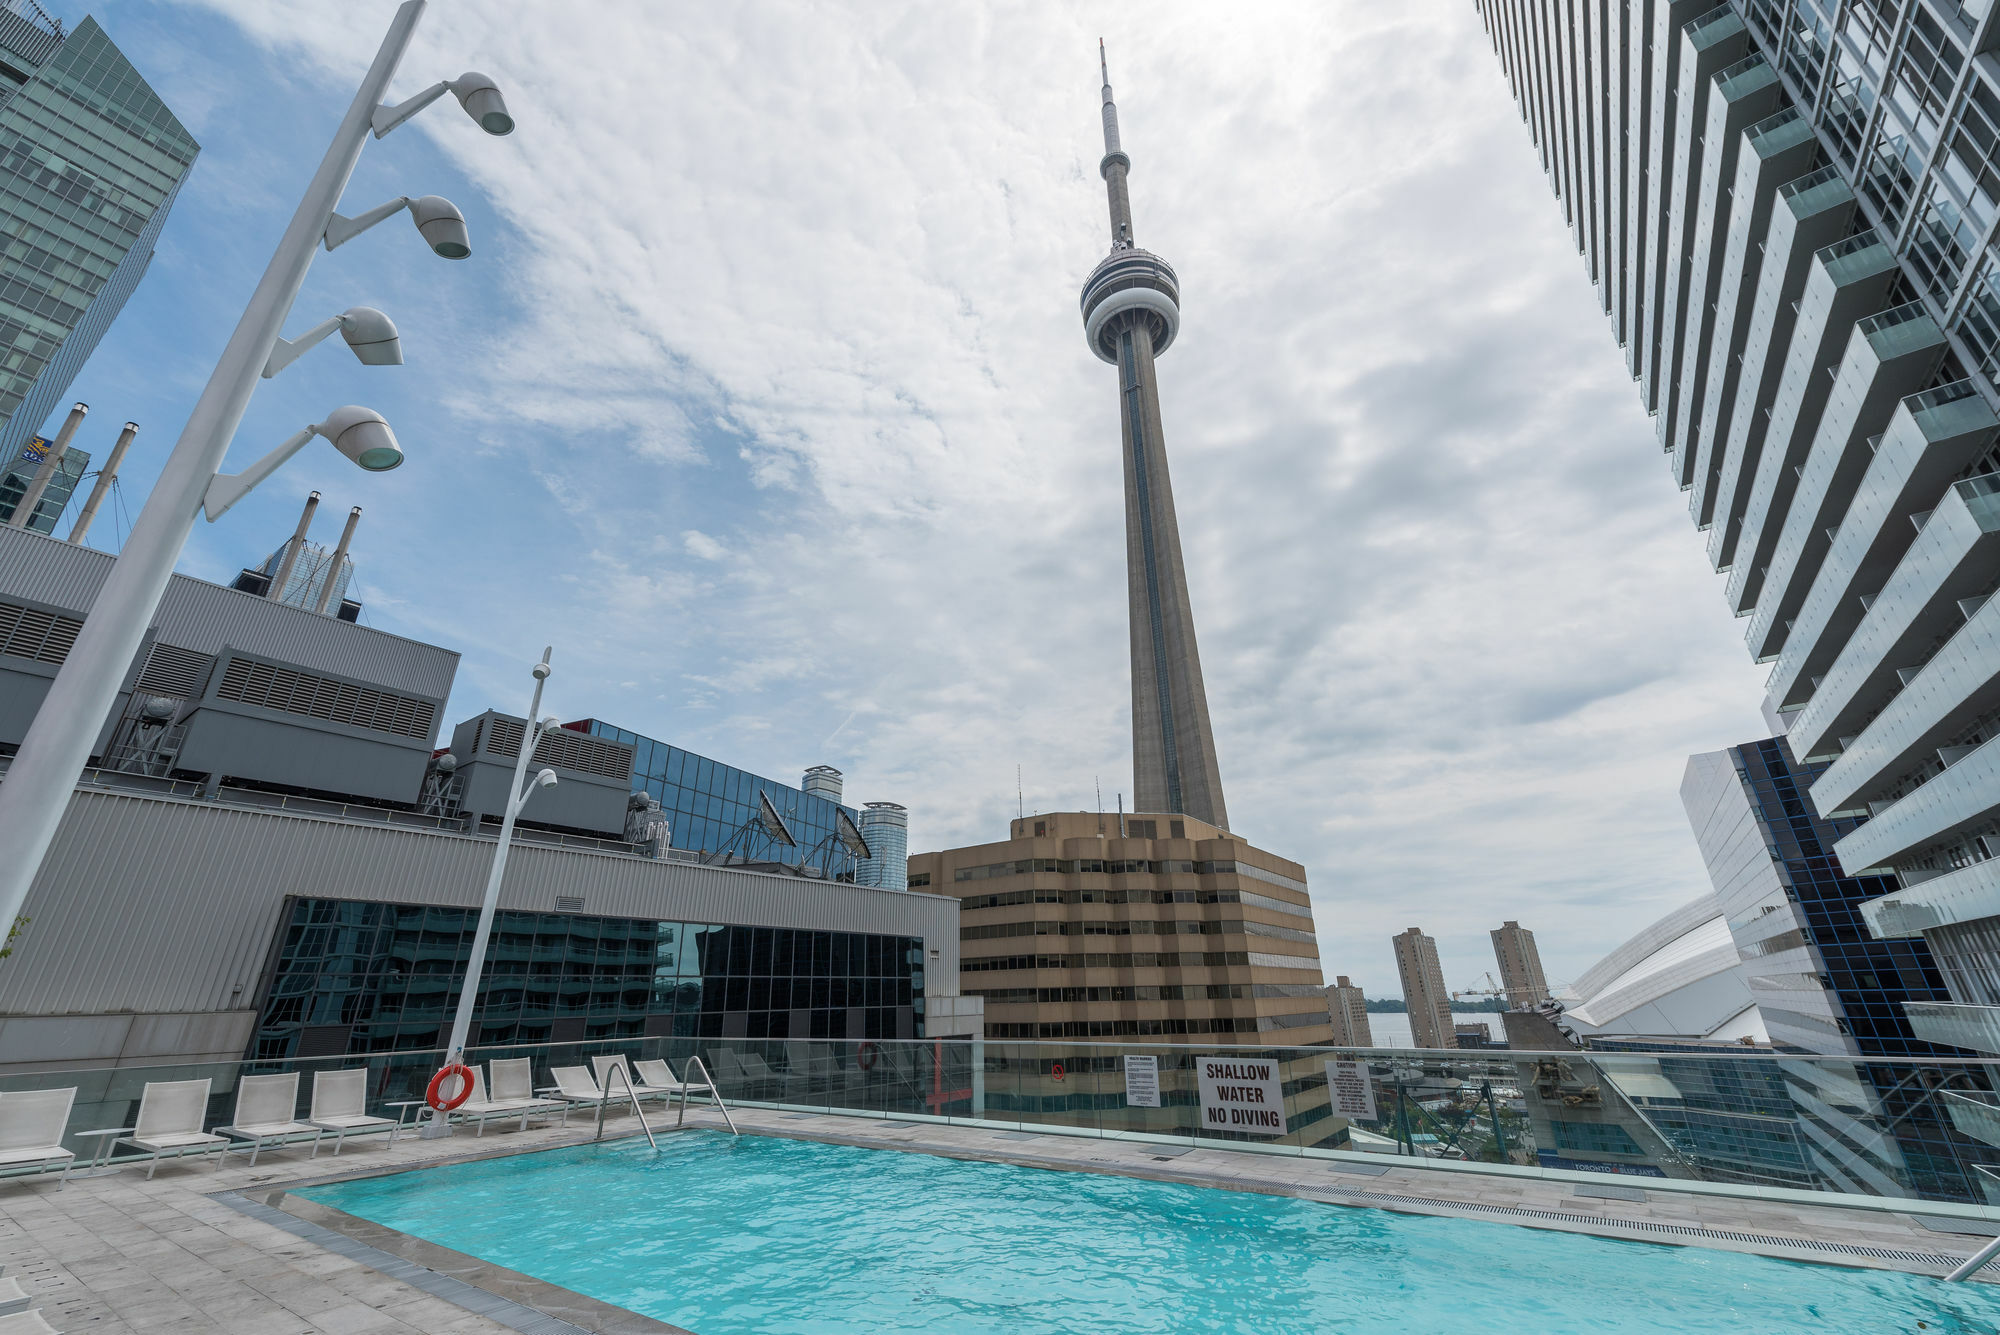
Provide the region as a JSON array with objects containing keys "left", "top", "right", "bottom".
[{"left": 1450, "top": 972, "right": 1507, "bottom": 1004}]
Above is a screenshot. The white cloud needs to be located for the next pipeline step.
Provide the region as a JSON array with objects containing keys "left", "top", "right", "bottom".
[
  {"left": 682, "top": 531, "right": 727, "bottom": 562},
  {"left": 185, "top": 1, "right": 1771, "bottom": 994}
]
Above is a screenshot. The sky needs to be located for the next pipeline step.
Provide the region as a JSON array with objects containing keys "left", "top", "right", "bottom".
[{"left": 55, "top": 1, "right": 1772, "bottom": 998}]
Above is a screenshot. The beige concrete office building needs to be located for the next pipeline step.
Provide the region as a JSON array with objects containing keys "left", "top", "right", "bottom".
[
  {"left": 1327, "top": 975, "right": 1372, "bottom": 1047},
  {"left": 910, "top": 810, "right": 1328, "bottom": 1045},
  {"left": 1491, "top": 920, "right": 1550, "bottom": 1009},
  {"left": 1393, "top": 928, "right": 1455, "bottom": 1050}
]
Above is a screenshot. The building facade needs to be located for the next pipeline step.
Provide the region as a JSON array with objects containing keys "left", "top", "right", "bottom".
[
  {"left": 0, "top": 433, "right": 84, "bottom": 534},
  {"left": 1683, "top": 737, "right": 1982, "bottom": 1198},
  {"left": 0, "top": 521, "right": 974, "bottom": 1071},
  {"left": 1392, "top": 927, "right": 1456, "bottom": 1050},
  {"left": 1079, "top": 47, "right": 1229, "bottom": 829},
  {"left": 0, "top": 11, "right": 197, "bottom": 460},
  {"left": 1327, "top": 974, "right": 1373, "bottom": 1047},
  {"left": 1472, "top": 3, "right": 2000, "bottom": 1068},
  {"left": 1491, "top": 920, "right": 1551, "bottom": 1008},
  {"left": 575, "top": 720, "right": 872, "bottom": 877},
  {"left": 912, "top": 810, "right": 1327, "bottom": 1045}
]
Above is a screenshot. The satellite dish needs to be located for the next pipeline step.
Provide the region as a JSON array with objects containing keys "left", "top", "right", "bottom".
[
  {"left": 835, "top": 808, "right": 871, "bottom": 860},
  {"left": 434, "top": 752, "right": 458, "bottom": 774},
  {"left": 757, "top": 791, "right": 797, "bottom": 847},
  {"left": 140, "top": 697, "right": 175, "bottom": 723}
]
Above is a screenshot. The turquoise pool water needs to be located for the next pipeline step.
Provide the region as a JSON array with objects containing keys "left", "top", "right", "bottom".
[{"left": 300, "top": 1134, "right": 2000, "bottom": 1334}]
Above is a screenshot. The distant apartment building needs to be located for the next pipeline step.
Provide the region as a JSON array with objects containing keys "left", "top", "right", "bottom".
[
  {"left": 1326, "top": 975, "right": 1372, "bottom": 1047},
  {"left": 913, "top": 810, "right": 1328, "bottom": 1044},
  {"left": 1491, "top": 920, "right": 1550, "bottom": 1009},
  {"left": 1393, "top": 928, "right": 1455, "bottom": 1050},
  {"left": 0, "top": 10, "right": 197, "bottom": 460}
]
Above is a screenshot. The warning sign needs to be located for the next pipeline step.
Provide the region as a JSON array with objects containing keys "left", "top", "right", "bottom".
[
  {"left": 1325, "top": 1059, "right": 1377, "bottom": 1121},
  {"left": 1123, "top": 1055, "right": 1160, "bottom": 1108},
  {"left": 1196, "top": 1055, "right": 1287, "bottom": 1137}
]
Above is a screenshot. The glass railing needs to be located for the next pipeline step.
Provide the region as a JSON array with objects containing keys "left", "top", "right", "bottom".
[{"left": 8, "top": 1037, "right": 2000, "bottom": 1218}]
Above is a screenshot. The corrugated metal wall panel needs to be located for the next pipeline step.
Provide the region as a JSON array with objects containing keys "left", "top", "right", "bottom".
[
  {"left": 0, "top": 524, "right": 457, "bottom": 699},
  {"left": 6, "top": 788, "right": 961, "bottom": 1018},
  {"left": 152, "top": 581, "right": 457, "bottom": 699},
  {"left": 0, "top": 525, "right": 112, "bottom": 609}
]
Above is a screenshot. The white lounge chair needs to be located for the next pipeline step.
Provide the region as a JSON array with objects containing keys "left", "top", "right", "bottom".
[
  {"left": 590, "top": 1055, "right": 674, "bottom": 1104},
  {"left": 634, "top": 1058, "right": 682, "bottom": 1092},
  {"left": 0, "top": 1310, "right": 57, "bottom": 1334},
  {"left": 543, "top": 1065, "right": 613, "bottom": 1114},
  {"left": 0, "top": 1272, "right": 32, "bottom": 1315},
  {"left": 306, "top": 1069, "right": 399, "bottom": 1155},
  {"left": 215, "top": 1073, "right": 320, "bottom": 1167},
  {"left": 0, "top": 1088, "right": 76, "bottom": 1187},
  {"left": 455, "top": 1063, "right": 563, "bottom": 1136},
  {"left": 118, "top": 1079, "right": 227, "bottom": 1179}
]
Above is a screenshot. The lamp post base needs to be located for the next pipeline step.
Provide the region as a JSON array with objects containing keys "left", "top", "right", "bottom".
[{"left": 417, "top": 1113, "right": 454, "bottom": 1139}]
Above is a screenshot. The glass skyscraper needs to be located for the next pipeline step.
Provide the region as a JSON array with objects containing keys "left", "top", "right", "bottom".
[
  {"left": 574, "top": 719, "right": 865, "bottom": 874},
  {"left": 0, "top": 9, "right": 197, "bottom": 460},
  {"left": 1474, "top": 1, "right": 2000, "bottom": 1072}
]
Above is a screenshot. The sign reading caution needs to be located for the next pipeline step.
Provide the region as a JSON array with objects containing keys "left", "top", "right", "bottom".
[{"left": 1197, "top": 1055, "right": 1286, "bottom": 1137}]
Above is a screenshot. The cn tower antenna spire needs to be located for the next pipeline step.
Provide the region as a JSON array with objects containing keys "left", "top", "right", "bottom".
[{"left": 1098, "top": 38, "right": 1132, "bottom": 248}]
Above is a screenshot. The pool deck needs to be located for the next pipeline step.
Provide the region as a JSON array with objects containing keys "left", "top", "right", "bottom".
[{"left": 0, "top": 1103, "right": 1994, "bottom": 1333}]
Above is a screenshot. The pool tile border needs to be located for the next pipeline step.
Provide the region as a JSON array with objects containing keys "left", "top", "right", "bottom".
[{"left": 217, "top": 1186, "right": 691, "bottom": 1335}]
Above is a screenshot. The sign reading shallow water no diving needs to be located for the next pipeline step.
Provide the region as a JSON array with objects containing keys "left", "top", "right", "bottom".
[{"left": 1197, "top": 1055, "right": 1286, "bottom": 1137}]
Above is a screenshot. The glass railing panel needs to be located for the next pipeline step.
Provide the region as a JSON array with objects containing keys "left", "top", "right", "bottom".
[{"left": 8, "top": 1037, "right": 2000, "bottom": 1218}]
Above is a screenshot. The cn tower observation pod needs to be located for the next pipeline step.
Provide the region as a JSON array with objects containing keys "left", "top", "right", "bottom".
[{"left": 1079, "top": 247, "right": 1181, "bottom": 365}]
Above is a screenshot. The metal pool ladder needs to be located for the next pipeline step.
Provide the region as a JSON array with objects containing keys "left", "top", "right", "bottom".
[
  {"left": 675, "top": 1056, "right": 739, "bottom": 1137},
  {"left": 593, "top": 1065, "right": 658, "bottom": 1150}
]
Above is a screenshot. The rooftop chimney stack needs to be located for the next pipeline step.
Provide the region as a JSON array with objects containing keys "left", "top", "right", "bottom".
[
  {"left": 312, "top": 505, "right": 362, "bottom": 614},
  {"left": 267, "top": 491, "right": 319, "bottom": 601},
  {"left": 67, "top": 421, "right": 137, "bottom": 546},
  {"left": 7, "top": 402, "right": 86, "bottom": 530}
]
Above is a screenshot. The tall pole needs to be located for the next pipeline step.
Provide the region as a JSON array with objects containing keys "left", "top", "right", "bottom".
[
  {"left": 312, "top": 505, "right": 362, "bottom": 614},
  {"left": 0, "top": 2, "right": 427, "bottom": 948},
  {"left": 67, "top": 422, "right": 137, "bottom": 546},
  {"left": 267, "top": 491, "right": 320, "bottom": 602},
  {"left": 433, "top": 649, "right": 555, "bottom": 1122}
]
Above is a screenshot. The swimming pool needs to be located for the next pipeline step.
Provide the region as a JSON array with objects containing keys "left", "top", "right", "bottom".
[{"left": 299, "top": 1133, "right": 2000, "bottom": 1334}]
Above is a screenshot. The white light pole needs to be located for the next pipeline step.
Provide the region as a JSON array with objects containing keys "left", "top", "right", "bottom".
[
  {"left": 424, "top": 648, "right": 558, "bottom": 1137},
  {"left": 0, "top": 0, "right": 514, "bottom": 953}
]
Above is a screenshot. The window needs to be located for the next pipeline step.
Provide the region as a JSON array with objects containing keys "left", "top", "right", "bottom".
[
  {"left": 1170, "top": 820, "right": 1185, "bottom": 838},
  {"left": 1032, "top": 820, "right": 1046, "bottom": 837}
]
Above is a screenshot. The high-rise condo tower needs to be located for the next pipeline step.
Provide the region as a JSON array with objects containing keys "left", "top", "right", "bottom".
[{"left": 1079, "top": 43, "right": 1229, "bottom": 830}]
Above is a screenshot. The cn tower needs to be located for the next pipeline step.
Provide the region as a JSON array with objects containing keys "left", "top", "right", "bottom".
[{"left": 1079, "top": 42, "right": 1229, "bottom": 830}]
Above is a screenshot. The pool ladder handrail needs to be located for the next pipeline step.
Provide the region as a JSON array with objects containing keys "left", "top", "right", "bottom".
[
  {"left": 675, "top": 1056, "right": 740, "bottom": 1136},
  {"left": 593, "top": 1064, "right": 659, "bottom": 1151}
]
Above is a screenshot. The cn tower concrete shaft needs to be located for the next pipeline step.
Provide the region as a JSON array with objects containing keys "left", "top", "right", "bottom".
[{"left": 1080, "top": 44, "right": 1228, "bottom": 830}]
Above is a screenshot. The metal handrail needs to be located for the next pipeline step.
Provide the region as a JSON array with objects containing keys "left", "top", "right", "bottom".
[
  {"left": 675, "top": 1056, "right": 738, "bottom": 1136},
  {"left": 592, "top": 1064, "right": 657, "bottom": 1150}
]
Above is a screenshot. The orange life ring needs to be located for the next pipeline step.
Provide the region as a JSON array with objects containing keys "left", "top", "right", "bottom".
[
  {"left": 426, "top": 1063, "right": 473, "bottom": 1111},
  {"left": 857, "top": 1041, "right": 879, "bottom": 1071}
]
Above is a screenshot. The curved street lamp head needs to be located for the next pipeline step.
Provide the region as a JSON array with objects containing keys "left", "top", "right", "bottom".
[
  {"left": 451, "top": 72, "right": 514, "bottom": 136},
  {"left": 318, "top": 405, "right": 405, "bottom": 471},
  {"left": 409, "top": 195, "right": 470, "bottom": 259},
  {"left": 532, "top": 661, "right": 552, "bottom": 681},
  {"left": 338, "top": 306, "right": 403, "bottom": 366},
  {"left": 533, "top": 768, "right": 558, "bottom": 790}
]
